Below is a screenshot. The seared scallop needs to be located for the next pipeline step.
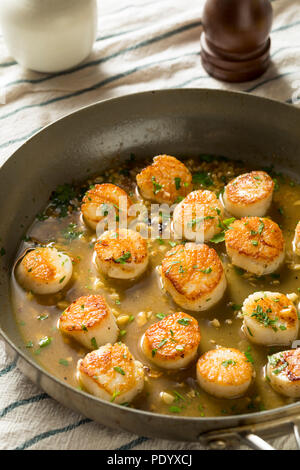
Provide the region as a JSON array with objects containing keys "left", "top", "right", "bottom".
[
  {"left": 16, "top": 247, "right": 72, "bottom": 295},
  {"left": 242, "top": 291, "right": 299, "bottom": 346},
  {"left": 58, "top": 295, "right": 119, "bottom": 349},
  {"left": 77, "top": 342, "right": 144, "bottom": 403},
  {"left": 196, "top": 347, "right": 254, "bottom": 399},
  {"left": 267, "top": 348, "right": 300, "bottom": 398},
  {"left": 173, "top": 190, "right": 224, "bottom": 242},
  {"left": 81, "top": 183, "right": 133, "bottom": 231},
  {"left": 136, "top": 154, "right": 192, "bottom": 204},
  {"left": 293, "top": 221, "right": 300, "bottom": 255},
  {"left": 141, "top": 312, "right": 200, "bottom": 369},
  {"left": 161, "top": 243, "right": 226, "bottom": 311},
  {"left": 94, "top": 228, "right": 148, "bottom": 279},
  {"left": 223, "top": 171, "right": 274, "bottom": 217},
  {"left": 225, "top": 217, "right": 284, "bottom": 276}
]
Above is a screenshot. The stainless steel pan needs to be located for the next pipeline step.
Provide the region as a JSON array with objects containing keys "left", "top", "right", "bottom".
[{"left": 1, "top": 89, "right": 300, "bottom": 450}]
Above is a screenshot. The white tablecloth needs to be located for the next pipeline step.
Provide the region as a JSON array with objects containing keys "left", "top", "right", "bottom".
[{"left": 0, "top": 0, "right": 300, "bottom": 450}]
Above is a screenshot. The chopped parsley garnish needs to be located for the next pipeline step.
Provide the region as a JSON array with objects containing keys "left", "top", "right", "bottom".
[
  {"left": 210, "top": 232, "right": 225, "bottom": 243},
  {"left": 26, "top": 341, "right": 33, "bottom": 348},
  {"left": 187, "top": 216, "right": 214, "bottom": 228},
  {"left": 192, "top": 172, "right": 213, "bottom": 187},
  {"left": 59, "top": 358, "right": 69, "bottom": 366},
  {"left": 38, "top": 336, "right": 52, "bottom": 348},
  {"left": 165, "top": 260, "right": 180, "bottom": 274},
  {"left": 62, "top": 223, "right": 83, "bottom": 241},
  {"left": 258, "top": 220, "right": 264, "bottom": 234},
  {"left": 173, "top": 390, "right": 185, "bottom": 401},
  {"left": 174, "top": 177, "right": 181, "bottom": 190},
  {"left": 177, "top": 318, "right": 191, "bottom": 326},
  {"left": 222, "top": 360, "right": 237, "bottom": 368},
  {"left": 251, "top": 304, "right": 277, "bottom": 328},
  {"left": 231, "top": 304, "right": 242, "bottom": 311},
  {"left": 156, "top": 313, "right": 167, "bottom": 320},
  {"left": 110, "top": 390, "right": 120, "bottom": 402},
  {"left": 37, "top": 314, "right": 49, "bottom": 321},
  {"left": 158, "top": 338, "right": 168, "bottom": 348},
  {"left": 114, "top": 366, "right": 125, "bottom": 376},
  {"left": 152, "top": 176, "right": 163, "bottom": 194},
  {"left": 91, "top": 337, "right": 98, "bottom": 349},
  {"left": 244, "top": 346, "right": 254, "bottom": 364},
  {"left": 169, "top": 406, "right": 181, "bottom": 413},
  {"left": 114, "top": 251, "right": 131, "bottom": 264},
  {"left": 273, "top": 361, "right": 288, "bottom": 375},
  {"left": 81, "top": 324, "right": 88, "bottom": 331}
]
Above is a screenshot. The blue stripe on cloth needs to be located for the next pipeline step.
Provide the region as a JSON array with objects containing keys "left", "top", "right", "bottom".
[
  {"left": 0, "top": 51, "right": 199, "bottom": 122},
  {"left": 0, "top": 126, "right": 43, "bottom": 150},
  {"left": 245, "top": 70, "right": 300, "bottom": 93},
  {"left": 116, "top": 437, "right": 150, "bottom": 450},
  {"left": 0, "top": 361, "right": 16, "bottom": 377},
  {"left": 272, "top": 20, "right": 300, "bottom": 33},
  {"left": 0, "top": 393, "right": 49, "bottom": 418},
  {"left": 3, "top": 21, "right": 202, "bottom": 88},
  {"left": 15, "top": 418, "right": 91, "bottom": 450},
  {"left": 0, "top": 61, "right": 17, "bottom": 68}
]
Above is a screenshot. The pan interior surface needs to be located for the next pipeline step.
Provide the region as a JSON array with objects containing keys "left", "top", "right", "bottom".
[{"left": 1, "top": 89, "right": 300, "bottom": 441}]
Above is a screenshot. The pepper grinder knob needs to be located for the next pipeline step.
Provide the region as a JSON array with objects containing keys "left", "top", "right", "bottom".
[{"left": 200, "top": 0, "right": 273, "bottom": 82}]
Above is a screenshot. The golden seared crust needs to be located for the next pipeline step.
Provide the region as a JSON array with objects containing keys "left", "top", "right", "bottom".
[
  {"left": 175, "top": 190, "right": 223, "bottom": 232},
  {"left": 143, "top": 312, "right": 200, "bottom": 361},
  {"left": 81, "top": 183, "right": 132, "bottom": 225},
  {"left": 59, "top": 295, "right": 110, "bottom": 332},
  {"left": 197, "top": 347, "right": 253, "bottom": 386},
  {"left": 294, "top": 222, "right": 300, "bottom": 253},
  {"left": 269, "top": 349, "right": 300, "bottom": 382},
  {"left": 95, "top": 229, "right": 148, "bottom": 265},
  {"left": 225, "top": 217, "right": 284, "bottom": 261},
  {"left": 78, "top": 343, "right": 138, "bottom": 393},
  {"left": 136, "top": 155, "right": 192, "bottom": 204},
  {"left": 225, "top": 171, "right": 274, "bottom": 205},
  {"left": 161, "top": 244, "right": 224, "bottom": 300},
  {"left": 243, "top": 293, "right": 298, "bottom": 329},
  {"left": 296, "top": 221, "right": 300, "bottom": 238},
  {"left": 20, "top": 248, "right": 56, "bottom": 283}
]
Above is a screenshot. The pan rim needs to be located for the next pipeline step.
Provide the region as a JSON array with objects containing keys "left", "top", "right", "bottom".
[{"left": 1, "top": 87, "right": 300, "bottom": 427}]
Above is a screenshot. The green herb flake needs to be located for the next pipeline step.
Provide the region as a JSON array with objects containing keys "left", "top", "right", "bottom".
[
  {"left": 177, "top": 318, "right": 191, "bottom": 326},
  {"left": 91, "top": 337, "right": 98, "bottom": 349},
  {"left": 37, "top": 314, "right": 49, "bottom": 321},
  {"left": 38, "top": 336, "right": 52, "bottom": 348},
  {"left": 114, "top": 252, "right": 131, "bottom": 264},
  {"left": 114, "top": 366, "right": 125, "bottom": 376},
  {"left": 192, "top": 172, "right": 213, "bottom": 187},
  {"left": 244, "top": 346, "right": 254, "bottom": 364},
  {"left": 152, "top": 176, "right": 163, "bottom": 195},
  {"left": 59, "top": 358, "right": 69, "bottom": 366},
  {"left": 174, "top": 177, "right": 181, "bottom": 190},
  {"left": 110, "top": 390, "right": 120, "bottom": 402},
  {"left": 169, "top": 406, "right": 181, "bottom": 413},
  {"left": 222, "top": 360, "right": 237, "bottom": 368},
  {"left": 210, "top": 231, "right": 225, "bottom": 243}
]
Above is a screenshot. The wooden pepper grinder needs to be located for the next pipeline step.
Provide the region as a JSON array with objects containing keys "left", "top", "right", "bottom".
[{"left": 200, "top": 0, "right": 273, "bottom": 82}]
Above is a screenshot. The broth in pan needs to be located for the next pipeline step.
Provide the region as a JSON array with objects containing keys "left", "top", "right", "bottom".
[{"left": 11, "top": 154, "right": 300, "bottom": 417}]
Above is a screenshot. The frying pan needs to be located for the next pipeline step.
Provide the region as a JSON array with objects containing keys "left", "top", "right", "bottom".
[{"left": 1, "top": 89, "right": 300, "bottom": 450}]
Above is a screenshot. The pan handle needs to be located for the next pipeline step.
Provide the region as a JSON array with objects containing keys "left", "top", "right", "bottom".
[{"left": 198, "top": 416, "right": 300, "bottom": 450}]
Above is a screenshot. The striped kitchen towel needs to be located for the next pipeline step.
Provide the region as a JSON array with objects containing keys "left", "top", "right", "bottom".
[{"left": 0, "top": 0, "right": 300, "bottom": 450}]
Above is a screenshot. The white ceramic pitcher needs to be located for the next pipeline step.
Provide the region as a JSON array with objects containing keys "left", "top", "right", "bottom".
[{"left": 0, "top": 0, "right": 98, "bottom": 73}]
